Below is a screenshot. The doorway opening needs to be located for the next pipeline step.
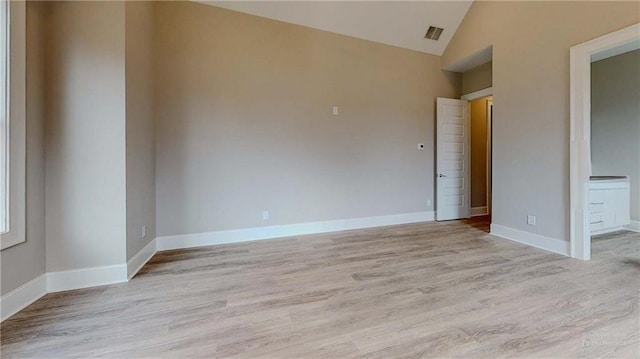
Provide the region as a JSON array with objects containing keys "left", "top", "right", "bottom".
[
  {"left": 589, "top": 49, "right": 639, "bottom": 258},
  {"left": 569, "top": 23, "right": 640, "bottom": 260},
  {"left": 435, "top": 87, "right": 493, "bottom": 233},
  {"left": 467, "top": 94, "right": 493, "bottom": 218},
  {"left": 464, "top": 88, "right": 493, "bottom": 233}
]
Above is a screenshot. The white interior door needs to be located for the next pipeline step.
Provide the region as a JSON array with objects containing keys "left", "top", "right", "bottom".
[{"left": 436, "top": 97, "right": 470, "bottom": 221}]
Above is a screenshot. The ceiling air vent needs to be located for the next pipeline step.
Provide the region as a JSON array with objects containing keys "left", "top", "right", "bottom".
[{"left": 424, "top": 26, "right": 444, "bottom": 41}]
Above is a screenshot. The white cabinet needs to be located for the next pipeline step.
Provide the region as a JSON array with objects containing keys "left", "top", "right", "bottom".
[{"left": 589, "top": 179, "right": 631, "bottom": 234}]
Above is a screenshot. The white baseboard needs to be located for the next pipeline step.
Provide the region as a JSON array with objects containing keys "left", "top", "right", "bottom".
[
  {"left": 47, "top": 264, "right": 128, "bottom": 293},
  {"left": 157, "top": 211, "right": 435, "bottom": 251},
  {"left": 625, "top": 220, "right": 640, "bottom": 233},
  {"left": 2, "top": 243, "right": 159, "bottom": 322},
  {"left": 490, "top": 224, "right": 570, "bottom": 256},
  {"left": 1, "top": 274, "right": 47, "bottom": 322},
  {"left": 127, "top": 238, "right": 157, "bottom": 280},
  {"left": 591, "top": 226, "right": 627, "bottom": 236},
  {"left": 471, "top": 206, "right": 489, "bottom": 217}
]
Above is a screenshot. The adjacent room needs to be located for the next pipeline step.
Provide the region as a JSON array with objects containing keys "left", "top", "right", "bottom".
[
  {"left": 1, "top": 1, "right": 638, "bottom": 358},
  {"left": 589, "top": 49, "right": 640, "bottom": 257}
]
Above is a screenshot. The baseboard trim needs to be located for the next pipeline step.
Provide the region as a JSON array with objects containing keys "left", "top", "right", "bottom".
[
  {"left": 471, "top": 206, "right": 489, "bottom": 217},
  {"left": 157, "top": 211, "right": 435, "bottom": 251},
  {"left": 127, "top": 239, "right": 157, "bottom": 280},
  {"left": 47, "top": 264, "right": 128, "bottom": 293},
  {"left": 591, "top": 226, "right": 628, "bottom": 236},
  {"left": 625, "top": 220, "right": 640, "bottom": 233},
  {"left": 490, "top": 224, "right": 570, "bottom": 256},
  {"left": 3, "top": 244, "right": 158, "bottom": 321},
  {"left": 1, "top": 274, "right": 47, "bottom": 322}
]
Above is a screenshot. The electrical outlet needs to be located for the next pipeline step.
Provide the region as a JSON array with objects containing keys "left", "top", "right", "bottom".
[
  {"left": 262, "top": 210, "right": 269, "bottom": 221},
  {"left": 332, "top": 106, "right": 339, "bottom": 115},
  {"left": 141, "top": 225, "right": 147, "bottom": 239},
  {"left": 427, "top": 199, "right": 431, "bottom": 207},
  {"left": 527, "top": 215, "right": 536, "bottom": 226}
]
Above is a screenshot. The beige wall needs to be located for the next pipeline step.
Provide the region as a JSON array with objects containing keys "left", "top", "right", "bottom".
[
  {"left": 462, "top": 62, "right": 492, "bottom": 95},
  {"left": 154, "top": 2, "right": 460, "bottom": 237},
  {"left": 1, "top": 2, "right": 46, "bottom": 296},
  {"left": 45, "top": 1, "right": 127, "bottom": 272},
  {"left": 443, "top": 1, "right": 639, "bottom": 241},
  {"left": 125, "top": 1, "right": 156, "bottom": 261},
  {"left": 591, "top": 49, "right": 640, "bottom": 221},
  {"left": 470, "top": 96, "right": 491, "bottom": 209}
]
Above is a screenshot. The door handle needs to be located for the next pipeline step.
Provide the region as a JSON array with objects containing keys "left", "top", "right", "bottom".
[{"left": 438, "top": 174, "right": 447, "bottom": 178}]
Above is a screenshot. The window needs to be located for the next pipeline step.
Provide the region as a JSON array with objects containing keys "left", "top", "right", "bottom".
[
  {"left": 1, "top": 0, "right": 25, "bottom": 250},
  {"left": 0, "top": 0, "right": 8, "bottom": 235}
]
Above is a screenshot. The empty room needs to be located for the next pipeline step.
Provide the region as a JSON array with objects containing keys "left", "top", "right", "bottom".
[{"left": 1, "top": 1, "right": 639, "bottom": 358}]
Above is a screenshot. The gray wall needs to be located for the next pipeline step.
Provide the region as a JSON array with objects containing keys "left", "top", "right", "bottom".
[
  {"left": 443, "top": 1, "right": 639, "bottom": 241},
  {"left": 462, "top": 61, "right": 492, "bottom": 95},
  {"left": 591, "top": 49, "right": 640, "bottom": 221},
  {"left": 1, "top": 2, "right": 46, "bottom": 296},
  {"left": 45, "top": 1, "right": 127, "bottom": 272},
  {"left": 125, "top": 1, "right": 156, "bottom": 261},
  {"left": 154, "top": 2, "right": 460, "bottom": 237}
]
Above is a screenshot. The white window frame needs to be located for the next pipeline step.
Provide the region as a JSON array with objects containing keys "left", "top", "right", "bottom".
[{"left": 1, "top": 0, "right": 26, "bottom": 250}]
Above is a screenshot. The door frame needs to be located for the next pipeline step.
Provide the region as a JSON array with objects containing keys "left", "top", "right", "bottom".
[
  {"left": 461, "top": 87, "right": 493, "bottom": 217},
  {"left": 486, "top": 99, "right": 493, "bottom": 215},
  {"left": 569, "top": 23, "right": 640, "bottom": 260}
]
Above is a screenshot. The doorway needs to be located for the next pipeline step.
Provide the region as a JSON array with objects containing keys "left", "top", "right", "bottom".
[
  {"left": 436, "top": 87, "right": 493, "bottom": 226},
  {"left": 569, "top": 23, "right": 640, "bottom": 260},
  {"left": 469, "top": 95, "right": 493, "bottom": 218}
]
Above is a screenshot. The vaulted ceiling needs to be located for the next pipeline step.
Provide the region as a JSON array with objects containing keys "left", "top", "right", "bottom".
[{"left": 197, "top": 1, "right": 473, "bottom": 56}]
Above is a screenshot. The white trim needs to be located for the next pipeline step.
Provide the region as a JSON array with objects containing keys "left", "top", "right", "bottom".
[
  {"left": 1, "top": 0, "right": 26, "bottom": 250},
  {"left": 157, "top": 211, "right": 435, "bottom": 251},
  {"left": 486, "top": 99, "right": 492, "bottom": 215},
  {"left": 2, "top": 241, "right": 159, "bottom": 321},
  {"left": 46, "top": 264, "right": 128, "bottom": 293},
  {"left": 570, "top": 23, "right": 640, "bottom": 260},
  {"left": 0, "top": 0, "right": 9, "bottom": 236},
  {"left": 1, "top": 274, "right": 46, "bottom": 322},
  {"left": 461, "top": 87, "right": 492, "bottom": 101},
  {"left": 625, "top": 220, "right": 640, "bottom": 233},
  {"left": 127, "top": 238, "right": 157, "bottom": 280},
  {"left": 591, "top": 226, "right": 628, "bottom": 236},
  {"left": 592, "top": 39, "right": 640, "bottom": 62},
  {"left": 1, "top": 212, "right": 435, "bottom": 319},
  {"left": 471, "top": 206, "right": 488, "bottom": 217},
  {"left": 490, "top": 224, "right": 570, "bottom": 256}
]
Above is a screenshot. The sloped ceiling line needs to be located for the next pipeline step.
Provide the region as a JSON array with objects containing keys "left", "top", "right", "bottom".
[{"left": 197, "top": 1, "right": 473, "bottom": 56}]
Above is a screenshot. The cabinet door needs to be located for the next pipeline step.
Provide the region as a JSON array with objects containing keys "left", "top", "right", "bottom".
[
  {"left": 608, "top": 188, "right": 631, "bottom": 227},
  {"left": 601, "top": 194, "right": 616, "bottom": 230}
]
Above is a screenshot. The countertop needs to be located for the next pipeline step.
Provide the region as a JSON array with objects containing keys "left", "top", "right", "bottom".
[{"left": 590, "top": 176, "right": 629, "bottom": 182}]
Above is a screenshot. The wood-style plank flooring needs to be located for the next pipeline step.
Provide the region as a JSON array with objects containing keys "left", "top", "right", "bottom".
[{"left": 2, "top": 217, "right": 639, "bottom": 358}]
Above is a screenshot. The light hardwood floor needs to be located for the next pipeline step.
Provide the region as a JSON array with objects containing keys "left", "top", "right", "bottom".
[{"left": 2, "top": 217, "right": 639, "bottom": 358}]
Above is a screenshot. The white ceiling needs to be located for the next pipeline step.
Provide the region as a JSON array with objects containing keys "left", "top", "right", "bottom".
[{"left": 197, "top": 1, "right": 473, "bottom": 56}]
